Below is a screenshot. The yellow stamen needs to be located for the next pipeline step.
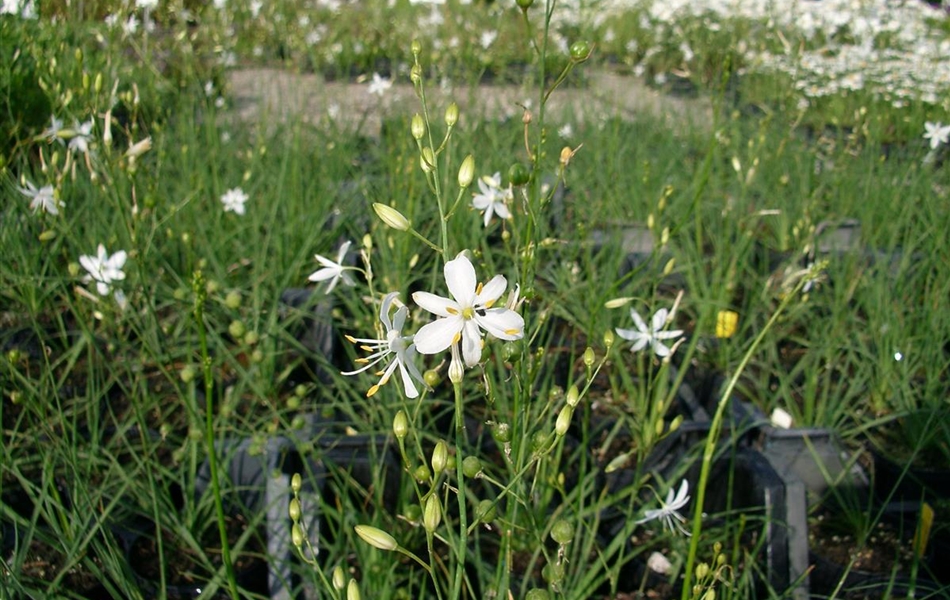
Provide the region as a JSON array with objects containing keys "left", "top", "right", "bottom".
[
  {"left": 360, "top": 345, "right": 374, "bottom": 352},
  {"left": 452, "top": 332, "right": 462, "bottom": 345},
  {"left": 476, "top": 282, "right": 483, "bottom": 295},
  {"left": 367, "top": 385, "right": 380, "bottom": 397},
  {"left": 345, "top": 334, "right": 358, "bottom": 343},
  {"left": 504, "top": 329, "right": 520, "bottom": 336},
  {"left": 484, "top": 299, "right": 495, "bottom": 308},
  {"left": 355, "top": 358, "right": 370, "bottom": 364},
  {"left": 446, "top": 307, "right": 459, "bottom": 315}
]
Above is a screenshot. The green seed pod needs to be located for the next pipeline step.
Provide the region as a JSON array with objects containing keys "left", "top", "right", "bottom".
[
  {"left": 403, "top": 503, "right": 422, "bottom": 523},
  {"left": 414, "top": 464, "right": 431, "bottom": 482},
  {"left": 516, "top": 0, "right": 534, "bottom": 8},
  {"left": 423, "top": 369, "right": 440, "bottom": 388},
  {"left": 243, "top": 331, "right": 259, "bottom": 346},
  {"left": 569, "top": 41, "right": 592, "bottom": 62},
  {"left": 550, "top": 518, "right": 574, "bottom": 545},
  {"left": 525, "top": 590, "right": 550, "bottom": 600},
  {"left": 228, "top": 320, "right": 246, "bottom": 339},
  {"left": 475, "top": 499, "right": 496, "bottom": 523},
  {"left": 291, "top": 415, "right": 306, "bottom": 430},
  {"left": 491, "top": 422, "right": 511, "bottom": 444},
  {"left": 542, "top": 561, "right": 566, "bottom": 584},
  {"left": 180, "top": 364, "right": 197, "bottom": 383},
  {"left": 462, "top": 455, "right": 482, "bottom": 478},
  {"left": 286, "top": 395, "right": 301, "bottom": 410},
  {"left": 532, "top": 430, "right": 552, "bottom": 453},
  {"left": 508, "top": 162, "right": 529, "bottom": 186},
  {"left": 224, "top": 290, "right": 242, "bottom": 309}
]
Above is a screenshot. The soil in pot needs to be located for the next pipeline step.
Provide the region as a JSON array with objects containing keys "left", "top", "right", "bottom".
[{"left": 127, "top": 513, "right": 268, "bottom": 598}]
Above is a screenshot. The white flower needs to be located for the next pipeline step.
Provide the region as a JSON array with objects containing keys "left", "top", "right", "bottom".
[
  {"left": 18, "top": 181, "right": 61, "bottom": 215},
  {"left": 636, "top": 479, "right": 691, "bottom": 536},
  {"left": 136, "top": 0, "right": 157, "bottom": 9},
  {"left": 367, "top": 73, "right": 392, "bottom": 97},
  {"left": 68, "top": 119, "right": 94, "bottom": 155},
  {"left": 923, "top": 121, "right": 950, "bottom": 150},
  {"left": 40, "top": 115, "right": 64, "bottom": 142},
  {"left": 646, "top": 551, "right": 672, "bottom": 574},
  {"left": 479, "top": 30, "right": 497, "bottom": 50},
  {"left": 412, "top": 252, "right": 524, "bottom": 368},
  {"left": 220, "top": 188, "right": 248, "bottom": 215},
  {"left": 342, "top": 292, "right": 426, "bottom": 398},
  {"left": 615, "top": 305, "right": 683, "bottom": 358},
  {"left": 471, "top": 173, "right": 512, "bottom": 228},
  {"left": 79, "top": 244, "right": 127, "bottom": 296},
  {"left": 308, "top": 240, "right": 356, "bottom": 294}
]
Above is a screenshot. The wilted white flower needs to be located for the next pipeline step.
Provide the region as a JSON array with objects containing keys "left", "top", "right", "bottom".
[
  {"left": 18, "top": 181, "right": 61, "bottom": 215},
  {"left": 615, "top": 305, "right": 683, "bottom": 358},
  {"left": 342, "top": 292, "right": 426, "bottom": 398},
  {"left": 79, "top": 244, "right": 127, "bottom": 296},
  {"left": 220, "top": 187, "right": 248, "bottom": 215},
  {"left": 308, "top": 240, "right": 356, "bottom": 294},
  {"left": 636, "top": 479, "right": 691, "bottom": 536},
  {"left": 412, "top": 252, "right": 524, "bottom": 368}
]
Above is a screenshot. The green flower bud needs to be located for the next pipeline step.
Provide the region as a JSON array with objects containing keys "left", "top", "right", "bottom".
[
  {"left": 603, "top": 330, "right": 615, "bottom": 349},
  {"left": 292, "top": 523, "right": 305, "bottom": 547},
  {"left": 393, "top": 410, "right": 409, "bottom": 440},
  {"left": 458, "top": 154, "right": 475, "bottom": 188},
  {"left": 420, "top": 147, "right": 435, "bottom": 174},
  {"left": 347, "top": 579, "right": 361, "bottom": 600},
  {"left": 550, "top": 518, "right": 574, "bottom": 545},
  {"left": 445, "top": 102, "right": 459, "bottom": 127},
  {"left": 180, "top": 364, "right": 197, "bottom": 383},
  {"left": 228, "top": 320, "right": 246, "bottom": 339},
  {"left": 332, "top": 566, "right": 346, "bottom": 590},
  {"left": 508, "top": 162, "right": 530, "bottom": 186},
  {"left": 411, "top": 114, "right": 425, "bottom": 140},
  {"left": 696, "top": 562, "right": 709, "bottom": 580},
  {"left": 291, "top": 473, "right": 302, "bottom": 493},
  {"left": 569, "top": 41, "right": 592, "bottom": 62},
  {"left": 410, "top": 64, "right": 422, "bottom": 85},
  {"left": 411, "top": 39, "right": 422, "bottom": 56},
  {"left": 224, "top": 290, "right": 242, "bottom": 309},
  {"left": 431, "top": 440, "right": 448, "bottom": 475},
  {"left": 354, "top": 525, "right": 398, "bottom": 551},
  {"left": 555, "top": 405, "right": 573, "bottom": 437},
  {"left": 462, "top": 455, "right": 482, "bottom": 478},
  {"left": 423, "top": 495, "right": 442, "bottom": 532},
  {"left": 565, "top": 385, "right": 580, "bottom": 408},
  {"left": 289, "top": 498, "right": 301, "bottom": 522},
  {"left": 373, "top": 203, "right": 411, "bottom": 231},
  {"left": 475, "top": 499, "right": 496, "bottom": 523},
  {"left": 583, "top": 347, "right": 595, "bottom": 368},
  {"left": 38, "top": 230, "right": 56, "bottom": 242}
]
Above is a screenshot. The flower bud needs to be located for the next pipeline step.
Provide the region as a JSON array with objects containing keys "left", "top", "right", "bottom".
[
  {"left": 180, "top": 364, "right": 197, "bottom": 383},
  {"left": 373, "top": 203, "right": 411, "bottom": 231},
  {"left": 393, "top": 410, "right": 409, "bottom": 440},
  {"left": 458, "top": 154, "right": 474, "bottom": 188},
  {"left": 410, "top": 64, "right": 422, "bottom": 85},
  {"left": 125, "top": 137, "right": 152, "bottom": 159},
  {"left": 423, "top": 495, "right": 442, "bottom": 532},
  {"left": 583, "top": 347, "right": 595, "bottom": 368},
  {"left": 448, "top": 353, "right": 464, "bottom": 384},
  {"left": 411, "top": 39, "right": 422, "bottom": 56},
  {"left": 347, "top": 579, "right": 361, "bottom": 600},
  {"left": 566, "top": 385, "right": 580, "bottom": 407},
  {"left": 332, "top": 566, "right": 346, "bottom": 590},
  {"left": 289, "top": 498, "right": 301, "bottom": 522},
  {"left": 38, "top": 230, "right": 56, "bottom": 242},
  {"left": 555, "top": 405, "right": 573, "bottom": 437},
  {"left": 291, "top": 473, "right": 302, "bottom": 493},
  {"left": 354, "top": 525, "right": 398, "bottom": 551},
  {"left": 604, "top": 296, "right": 632, "bottom": 309},
  {"left": 431, "top": 440, "right": 448, "bottom": 475},
  {"left": 695, "top": 562, "right": 710, "bottom": 580},
  {"left": 420, "top": 147, "right": 435, "bottom": 173},
  {"left": 603, "top": 330, "right": 615, "bottom": 349},
  {"left": 550, "top": 518, "right": 574, "bottom": 545},
  {"left": 411, "top": 114, "right": 425, "bottom": 140},
  {"left": 291, "top": 523, "right": 305, "bottom": 547},
  {"left": 445, "top": 102, "right": 459, "bottom": 128}
]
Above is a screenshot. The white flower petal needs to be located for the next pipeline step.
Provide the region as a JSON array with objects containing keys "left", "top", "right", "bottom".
[
  {"left": 475, "top": 308, "right": 524, "bottom": 340},
  {"left": 476, "top": 275, "right": 507, "bottom": 307},
  {"left": 444, "top": 253, "right": 477, "bottom": 306},
  {"left": 460, "top": 319, "right": 483, "bottom": 367},
  {"left": 414, "top": 317, "right": 462, "bottom": 355},
  {"left": 412, "top": 291, "right": 458, "bottom": 318}
]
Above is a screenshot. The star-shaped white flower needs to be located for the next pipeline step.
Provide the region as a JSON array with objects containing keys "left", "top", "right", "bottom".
[
  {"left": 18, "top": 181, "right": 61, "bottom": 215},
  {"left": 40, "top": 115, "right": 64, "bottom": 142},
  {"left": 79, "top": 244, "right": 127, "bottom": 296},
  {"left": 367, "top": 73, "right": 392, "bottom": 97},
  {"left": 471, "top": 172, "right": 512, "bottom": 228},
  {"left": 923, "top": 121, "right": 950, "bottom": 150},
  {"left": 615, "top": 306, "right": 683, "bottom": 358},
  {"left": 636, "top": 479, "right": 691, "bottom": 536},
  {"left": 220, "top": 187, "right": 248, "bottom": 215},
  {"left": 308, "top": 240, "right": 356, "bottom": 294},
  {"left": 342, "top": 292, "right": 426, "bottom": 398},
  {"left": 68, "top": 119, "right": 94, "bottom": 155},
  {"left": 412, "top": 252, "right": 525, "bottom": 368}
]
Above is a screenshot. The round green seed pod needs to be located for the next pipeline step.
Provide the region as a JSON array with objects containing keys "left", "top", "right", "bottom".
[{"left": 550, "top": 518, "right": 574, "bottom": 545}]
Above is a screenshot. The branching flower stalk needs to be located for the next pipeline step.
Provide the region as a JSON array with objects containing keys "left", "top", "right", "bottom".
[{"left": 192, "top": 270, "right": 239, "bottom": 600}]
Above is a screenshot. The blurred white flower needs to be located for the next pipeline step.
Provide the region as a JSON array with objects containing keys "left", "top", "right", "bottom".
[
  {"left": 80, "top": 244, "right": 127, "bottom": 296},
  {"left": 308, "top": 240, "right": 356, "bottom": 294},
  {"left": 479, "top": 30, "right": 497, "bottom": 50},
  {"left": 68, "top": 119, "right": 94, "bottom": 155},
  {"left": 412, "top": 252, "right": 524, "bottom": 368},
  {"left": 136, "top": 0, "right": 157, "bottom": 9},
  {"left": 220, "top": 188, "right": 248, "bottom": 215},
  {"left": 40, "top": 115, "right": 64, "bottom": 142},
  {"left": 923, "top": 121, "right": 950, "bottom": 150},
  {"left": 471, "top": 172, "right": 512, "bottom": 228},
  {"left": 18, "top": 181, "right": 61, "bottom": 215},
  {"left": 368, "top": 73, "right": 392, "bottom": 97},
  {"left": 636, "top": 479, "right": 691, "bottom": 536},
  {"left": 615, "top": 305, "right": 683, "bottom": 358},
  {"left": 647, "top": 551, "right": 672, "bottom": 574},
  {"left": 342, "top": 292, "right": 426, "bottom": 398}
]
